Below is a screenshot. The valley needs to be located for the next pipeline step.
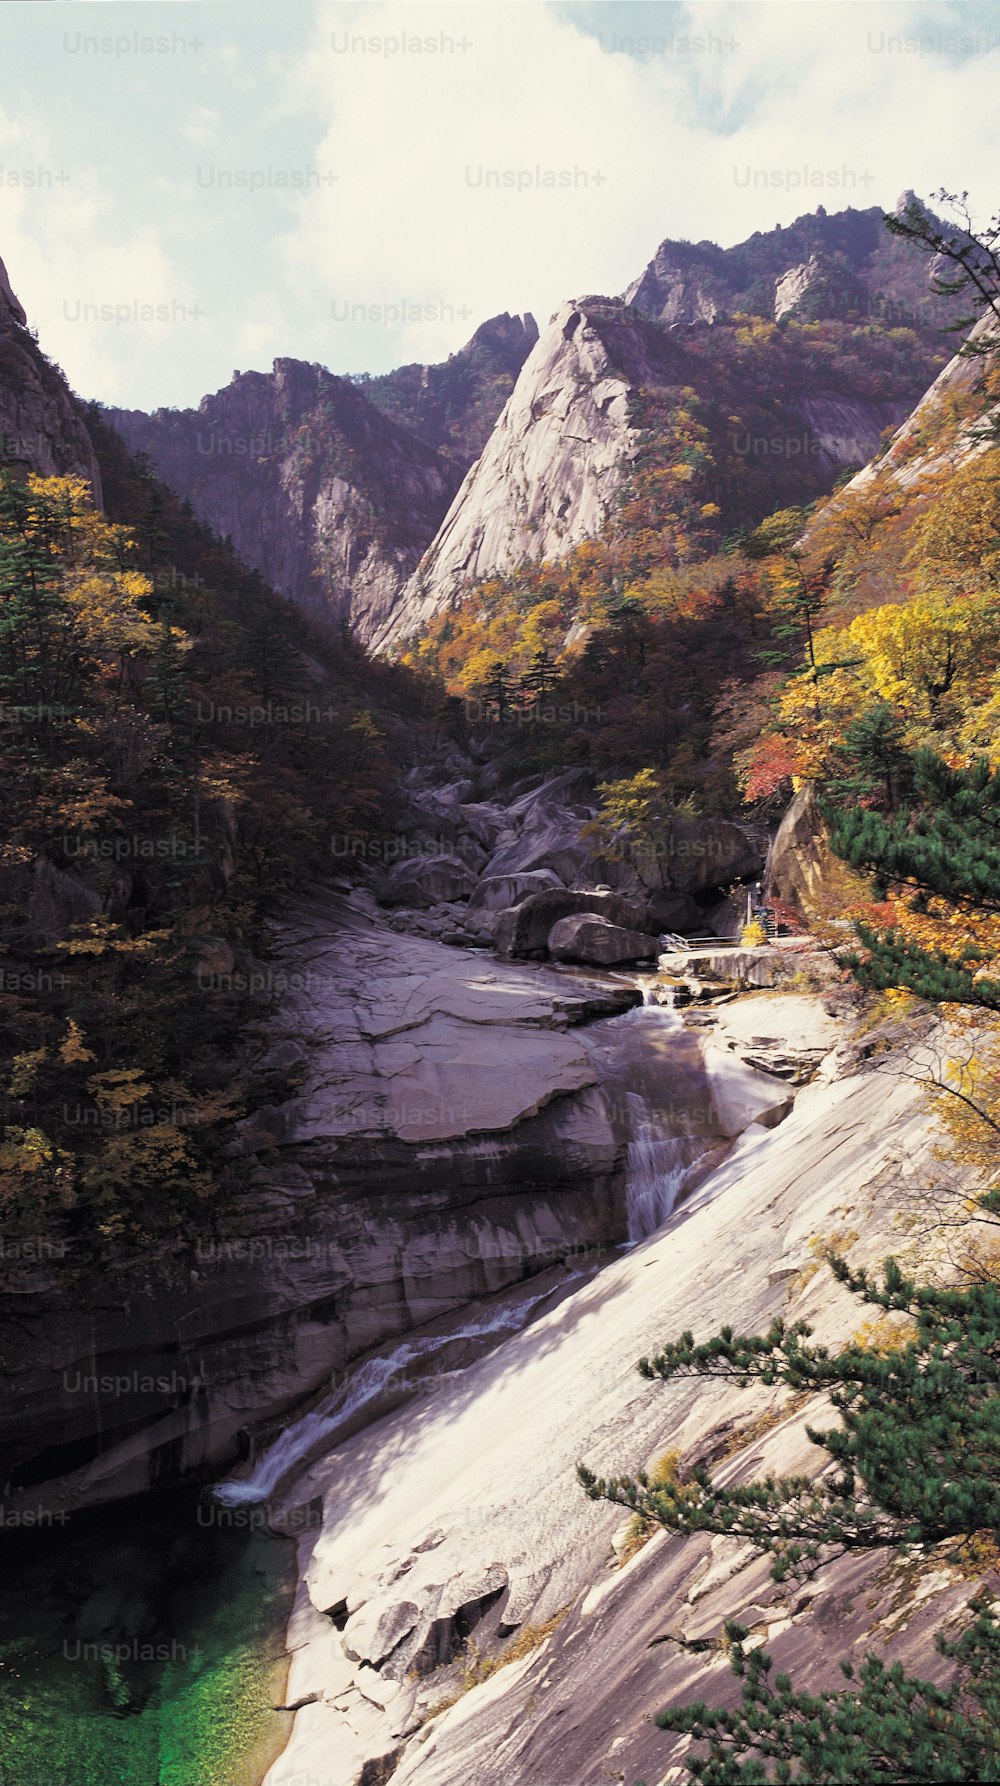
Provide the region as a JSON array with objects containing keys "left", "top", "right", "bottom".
[{"left": 1, "top": 166, "right": 999, "bottom": 1786}]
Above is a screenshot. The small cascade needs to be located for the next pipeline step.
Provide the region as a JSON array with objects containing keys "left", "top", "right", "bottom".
[
  {"left": 592, "top": 981, "right": 724, "bottom": 1244},
  {"left": 213, "top": 1285, "right": 563, "bottom": 1506},
  {"left": 625, "top": 1111, "right": 710, "bottom": 1241},
  {"left": 214, "top": 1341, "right": 432, "bottom": 1506}
]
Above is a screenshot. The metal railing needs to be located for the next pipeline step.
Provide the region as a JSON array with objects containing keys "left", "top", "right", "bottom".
[{"left": 660, "top": 931, "right": 739, "bottom": 952}]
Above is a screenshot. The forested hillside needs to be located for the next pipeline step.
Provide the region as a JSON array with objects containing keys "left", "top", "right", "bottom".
[{"left": 0, "top": 409, "right": 430, "bottom": 1260}]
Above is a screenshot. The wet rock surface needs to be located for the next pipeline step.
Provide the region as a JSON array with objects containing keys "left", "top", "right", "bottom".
[
  {"left": 0, "top": 891, "right": 641, "bottom": 1513},
  {"left": 262, "top": 1003, "right": 956, "bottom": 1786}
]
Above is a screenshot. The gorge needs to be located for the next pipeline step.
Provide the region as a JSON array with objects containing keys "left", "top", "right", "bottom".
[{"left": 1, "top": 161, "right": 999, "bottom": 1786}]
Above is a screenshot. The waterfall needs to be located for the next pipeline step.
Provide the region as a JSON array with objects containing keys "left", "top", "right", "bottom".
[
  {"left": 214, "top": 1342, "right": 432, "bottom": 1506},
  {"left": 625, "top": 1114, "right": 709, "bottom": 1241},
  {"left": 213, "top": 1285, "right": 565, "bottom": 1506},
  {"left": 595, "top": 988, "right": 721, "bottom": 1244}
]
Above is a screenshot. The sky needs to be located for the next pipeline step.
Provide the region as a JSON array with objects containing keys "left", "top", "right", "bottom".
[{"left": 0, "top": 0, "right": 998, "bottom": 411}]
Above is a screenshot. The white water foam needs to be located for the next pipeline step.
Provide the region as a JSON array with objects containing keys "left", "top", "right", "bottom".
[
  {"left": 213, "top": 1284, "right": 565, "bottom": 1506},
  {"left": 625, "top": 1121, "right": 709, "bottom": 1241},
  {"left": 614, "top": 983, "right": 719, "bottom": 1241}
]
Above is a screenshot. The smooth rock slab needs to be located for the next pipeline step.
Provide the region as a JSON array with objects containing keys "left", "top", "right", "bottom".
[
  {"left": 262, "top": 1035, "right": 950, "bottom": 1786},
  {"left": 369, "top": 1011, "right": 597, "bottom": 1140},
  {"left": 265, "top": 1030, "right": 956, "bottom": 1786}
]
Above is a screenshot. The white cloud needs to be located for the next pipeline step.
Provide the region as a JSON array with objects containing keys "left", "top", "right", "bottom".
[
  {"left": 277, "top": 0, "right": 1000, "bottom": 375},
  {"left": 177, "top": 105, "right": 223, "bottom": 148},
  {"left": 1, "top": 2, "right": 999, "bottom": 407}
]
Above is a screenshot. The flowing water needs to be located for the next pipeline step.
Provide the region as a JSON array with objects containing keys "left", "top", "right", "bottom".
[
  {"left": 590, "top": 982, "right": 725, "bottom": 1243},
  {"left": 214, "top": 1285, "right": 566, "bottom": 1507},
  {"left": 0, "top": 972, "right": 728, "bottom": 1784},
  {"left": 624, "top": 1114, "right": 717, "bottom": 1240}
]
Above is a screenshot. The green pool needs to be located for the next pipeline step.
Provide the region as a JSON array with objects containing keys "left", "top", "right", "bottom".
[{"left": 0, "top": 1487, "right": 294, "bottom": 1786}]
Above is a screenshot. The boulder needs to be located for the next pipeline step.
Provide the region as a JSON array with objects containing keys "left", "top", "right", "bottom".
[
  {"left": 620, "top": 816, "right": 766, "bottom": 897},
  {"left": 467, "top": 869, "right": 564, "bottom": 913},
  {"left": 455, "top": 802, "right": 508, "bottom": 849},
  {"left": 502, "top": 769, "right": 594, "bottom": 821},
  {"left": 494, "top": 889, "right": 659, "bottom": 959},
  {"left": 664, "top": 817, "right": 765, "bottom": 893},
  {"left": 767, "top": 784, "right": 837, "bottom": 919},
  {"left": 483, "top": 804, "right": 592, "bottom": 887},
  {"left": 547, "top": 913, "right": 660, "bottom": 966},
  {"left": 377, "top": 854, "right": 480, "bottom": 909},
  {"left": 657, "top": 945, "right": 830, "bottom": 989}
]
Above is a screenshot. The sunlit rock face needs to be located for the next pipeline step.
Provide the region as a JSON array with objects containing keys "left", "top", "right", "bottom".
[
  {"left": 262, "top": 995, "right": 966, "bottom": 1786},
  {"left": 372, "top": 300, "right": 646, "bottom": 649}
]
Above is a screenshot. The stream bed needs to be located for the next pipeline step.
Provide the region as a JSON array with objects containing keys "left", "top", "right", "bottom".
[{"left": 0, "top": 967, "right": 745, "bottom": 1785}]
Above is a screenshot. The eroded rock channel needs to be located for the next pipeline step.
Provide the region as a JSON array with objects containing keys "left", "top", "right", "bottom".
[{"left": 0, "top": 857, "right": 782, "bottom": 1520}]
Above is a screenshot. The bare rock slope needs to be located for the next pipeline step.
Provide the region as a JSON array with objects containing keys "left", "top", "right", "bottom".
[{"left": 262, "top": 995, "right": 975, "bottom": 1786}]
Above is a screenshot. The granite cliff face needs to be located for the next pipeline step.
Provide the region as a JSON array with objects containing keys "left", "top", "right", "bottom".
[
  {"left": 106, "top": 360, "right": 458, "bottom": 647},
  {"left": 372, "top": 294, "right": 914, "bottom": 650},
  {"left": 0, "top": 253, "right": 102, "bottom": 501},
  {"left": 104, "top": 315, "right": 538, "bottom": 648},
  {"left": 0, "top": 892, "right": 632, "bottom": 1512},
  {"left": 372, "top": 300, "right": 648, "bottom": 649}
]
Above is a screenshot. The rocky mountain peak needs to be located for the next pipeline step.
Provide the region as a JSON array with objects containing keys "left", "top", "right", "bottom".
[
  {"left": 622, "top": 238, "right": 728, "bottom": 325},
  {"left": 0, "top": 252, "right": 27, "bottom": 327},
  {"left": 624, "top": 199, "right": 967, "bottom": 332},
  {"left": 464, "top": 309, "right": 539, "bottom": 360},
  {"left": 369, "top": 296, "right": 649, "bottom": 650}
]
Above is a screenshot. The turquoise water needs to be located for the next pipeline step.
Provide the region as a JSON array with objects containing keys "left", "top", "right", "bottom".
[{"left": 0, "top": 1488, "right": 294, "bottom": 1786}]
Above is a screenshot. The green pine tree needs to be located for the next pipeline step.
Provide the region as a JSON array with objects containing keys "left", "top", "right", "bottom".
[
  {"left": 581, "top": 1257, "right": 1000, "bottom": 1782},
  {"left": 826, "top": 751, "right": 1000, "bottom": 915},
  {"left": 649, "top": 1601, "right": 1000, "bottom": 1784},
  {"left": 832, "top": 702, "right": 913, "bottom": 810}
]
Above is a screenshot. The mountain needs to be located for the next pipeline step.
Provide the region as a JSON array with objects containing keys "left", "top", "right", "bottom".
[
  {"left": 355, "top": 309, "right": 538, "bottom": 466},
  {"left": 370, "top": 199, "right": 973, "bottom": 651},
  {"left": 623, "top": 196, "right": 966, "bottom": 330},
  {"left": 373, "top": 288, "right": 945, "bottom": 650},
  {"left": 100, "top": 204, "right": 964, "bottom": 656},
  {"left": 105, "top": 360, "right": 459, "bottom": 648},
  {"left": 0, "top": 252, "right": 102, "bottom": 500},
  {"left": 372, "top": 299, "right": 647, "bottom": 649},
  {"left": 104, "top": 315, "right": 539, "bottom": 650}
]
